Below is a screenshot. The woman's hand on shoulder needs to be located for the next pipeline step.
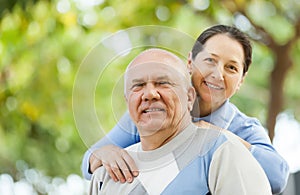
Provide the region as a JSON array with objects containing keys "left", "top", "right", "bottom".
[{"left": 90, "top": 145, "right": 139, "bottom": 183}]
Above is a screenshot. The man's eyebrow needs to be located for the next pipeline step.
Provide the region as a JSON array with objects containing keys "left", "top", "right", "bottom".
[
  {"left": 131, "top": 75, "right": 170, "bottom": 83},
  {"left": 156, "top": 75, "right": 170, "bottom": 80},
  {"left": 131, "top": 78, "right": 144, "bottom": 83}
]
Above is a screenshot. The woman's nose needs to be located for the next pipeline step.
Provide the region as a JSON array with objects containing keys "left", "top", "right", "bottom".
[{"left": 211, "top": 64, "right": 224, "bottom": 81}]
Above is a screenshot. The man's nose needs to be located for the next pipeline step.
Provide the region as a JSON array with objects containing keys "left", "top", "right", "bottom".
[{"left": 142, "top": 83, "right": 160, "bottom": 101}]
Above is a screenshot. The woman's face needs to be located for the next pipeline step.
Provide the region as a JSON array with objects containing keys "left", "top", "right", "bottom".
[{"left": 191, "top": 34, "right": 245, "bottom": 109}]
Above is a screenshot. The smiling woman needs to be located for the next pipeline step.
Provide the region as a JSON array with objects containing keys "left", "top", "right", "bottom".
[{"left": 190, "top": 34, "right": 246, "bottom": 117}]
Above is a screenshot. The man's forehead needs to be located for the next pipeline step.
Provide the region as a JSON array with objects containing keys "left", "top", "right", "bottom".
[
  {"left": 127, "top": 49, "right": 184, "bottom": 68},
  {"left": 125, "top": 49, "right": 189, "bottom": 83},
  {"left": 127, "top": 61, "right": 175, "bottom": 70},
  {"left": 126, "top": 62, "right": 181, "bottom": 77}
]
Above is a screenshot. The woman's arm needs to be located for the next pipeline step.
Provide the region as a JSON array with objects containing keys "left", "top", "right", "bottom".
[
  {"left": 251, "top": 145, "right": 289, "bottom": 193},
  {"left": 81, "top": 111, "right": 140, "bottom": 181}
]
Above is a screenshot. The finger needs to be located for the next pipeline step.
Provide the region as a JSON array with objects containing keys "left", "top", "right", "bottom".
[
  {"left": 115, "top": 157, "right": 133, "bottom": 183},
  {"left": 122, "top": 151, "right": 139, "bottom": 177},
  {"left": 103, "top": 163, "right": 119, "bottom": 182},
  {"left": 110, "top": 162, "right": 126, "bottom": 183}
]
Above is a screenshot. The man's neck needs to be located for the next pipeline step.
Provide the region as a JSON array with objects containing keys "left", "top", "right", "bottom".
[{"left": 139, "top": 118, "right": 191, "bottom": 151}]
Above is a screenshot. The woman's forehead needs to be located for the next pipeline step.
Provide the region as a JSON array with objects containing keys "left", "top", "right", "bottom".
[{"left": 198, "top": 34, "right": 244, "bottom": 63}]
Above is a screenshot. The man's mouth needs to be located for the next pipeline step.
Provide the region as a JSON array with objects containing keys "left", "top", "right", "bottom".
[
  {"left": 143, "top": 108, "right": 165, "bottom": 113},
  {"left": 204, "top": 81, "right": 223, "bottom": 90}
]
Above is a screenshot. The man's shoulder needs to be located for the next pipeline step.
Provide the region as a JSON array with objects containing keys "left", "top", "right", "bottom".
[
  {"left": 189, "top": 124, "right": 229, "bottom": 156},
  {"left": 192, "top": 123, "right": 250, "bottom": 157},
  {"left": 125, "top": 142, "right": 141, "bottom": 151},
  {"left": 193, "top": 123, "right": 227, "bottom": 142},
  {"left": 192, "top": 122, "right": 243, "bottom": 144}
]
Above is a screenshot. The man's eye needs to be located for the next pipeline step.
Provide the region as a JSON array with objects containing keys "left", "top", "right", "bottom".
[
  {"left": 204, "top": 58, "right": 216, "bottom": 65},
  {"left": 157, "top": 81, "right": 171, "bottom": 86},
  {"left": 131, "top": 83, "right": 145, "bottom": 89}
]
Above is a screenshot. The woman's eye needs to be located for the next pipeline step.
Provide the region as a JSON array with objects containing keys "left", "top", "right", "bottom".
[{"left": 227, "top": 65, "right": 238, "bottom": 72}]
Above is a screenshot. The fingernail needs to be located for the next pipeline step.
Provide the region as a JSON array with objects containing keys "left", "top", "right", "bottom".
[
  {"left": 127, "top": 177, "right": 132, "bottom": 183},
  {"left": 133, "top": 171, "right": 139, "bottom": 176}
]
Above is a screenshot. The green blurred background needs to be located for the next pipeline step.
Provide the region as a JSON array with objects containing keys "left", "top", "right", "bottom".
[{"left": 1, "top": 0, "right": 300, "bottom": 194}]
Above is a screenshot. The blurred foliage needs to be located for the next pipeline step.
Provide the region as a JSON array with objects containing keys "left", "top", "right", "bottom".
[{"left": 0, "top": 0, "right": 300, "bottom": 181}]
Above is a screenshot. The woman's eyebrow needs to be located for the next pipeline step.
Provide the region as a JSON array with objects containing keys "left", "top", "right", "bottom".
[{"left": 210, "top": 53, "right": 241, "bottom": 64}]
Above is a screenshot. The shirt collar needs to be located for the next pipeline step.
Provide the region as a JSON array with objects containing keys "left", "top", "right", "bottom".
[{"left": 192, "top": 99, "right": 235, "bottom": 129}]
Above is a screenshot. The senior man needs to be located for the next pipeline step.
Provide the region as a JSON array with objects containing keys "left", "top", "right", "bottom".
[{"left": 89, "top": 48, "right": 271, "bottom": 195}]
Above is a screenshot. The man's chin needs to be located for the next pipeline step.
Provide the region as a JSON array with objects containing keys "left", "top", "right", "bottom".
[{"left": 137, "top": 120, "right": 166, "bottom": 136}]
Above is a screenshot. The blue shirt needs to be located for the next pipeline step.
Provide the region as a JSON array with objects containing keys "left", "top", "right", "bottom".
[{"left": 82, "top": 99, "right": 289, "bottom": 194}]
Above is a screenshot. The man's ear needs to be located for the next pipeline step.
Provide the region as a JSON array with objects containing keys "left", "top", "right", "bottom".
[
  {"left": 187, "top": 86, "right": 196, "bottom": 111},
  {"left": 187, "top": 52, "right": 193, "bottom": 75},
  {"left": 124, "top": 93, "right": 128, "bottom": 103}
]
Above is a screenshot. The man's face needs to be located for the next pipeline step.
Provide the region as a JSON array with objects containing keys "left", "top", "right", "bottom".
[{"left": 125, "top": 62, "right": 191, "bottom": 137}]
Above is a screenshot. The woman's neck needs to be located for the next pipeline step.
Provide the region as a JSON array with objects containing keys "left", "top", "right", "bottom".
[{"left": 191, "top": 96, "right": 221, "bottom": 118}]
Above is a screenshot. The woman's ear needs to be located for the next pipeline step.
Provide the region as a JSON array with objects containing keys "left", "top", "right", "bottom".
[
  {"left": 187, "top": 52, "right": 193, "bottom": 75},
  {"left": 237, "top": 72, "right": 248, "bottom": 91}
]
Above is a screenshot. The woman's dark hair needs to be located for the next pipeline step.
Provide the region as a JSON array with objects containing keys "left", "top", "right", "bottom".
[{"left": 191, "top": 24, "right": 252, "bottom": 75}]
